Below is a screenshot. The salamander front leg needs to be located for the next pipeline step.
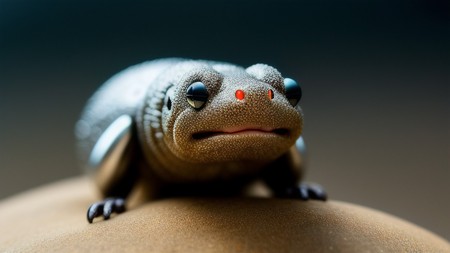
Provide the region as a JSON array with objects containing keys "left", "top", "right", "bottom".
[
  {"left": 262, "top": 144, "right": 328, "bottom": 202},
  {"left": 87, "top": 198, "right": 126, "bottom": 223}
]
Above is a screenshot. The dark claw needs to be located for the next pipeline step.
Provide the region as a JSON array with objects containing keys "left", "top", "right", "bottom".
[
  {"left": 87, "top": 197, "right": 126, "bottom": 223},
  {"left": 299, "top": 186, "right": 309, "bottom": 200},
  {"left": 114, "top": 198, "right": 126, "bottom": 213},
  {"left": 304, "top": 183, "right": 327, "bottom": 201},
  {"left": 103, "top": 199, "right": 115, "bottom": 220},
  {"left": 87, "top": 202, "right": 105, "bottom": 223},
  {"left": 282, "top": 183, "right": 327, "bottom": 201}
]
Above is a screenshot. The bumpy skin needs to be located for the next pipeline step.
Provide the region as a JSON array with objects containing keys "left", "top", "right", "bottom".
[{"left": 76, "top": 58, "right": 326, "bottom": 223}]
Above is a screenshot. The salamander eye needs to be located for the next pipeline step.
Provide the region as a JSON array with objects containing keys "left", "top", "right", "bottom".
[
  {"left": 164, "top": 86, "right": 175, "bottom": 110},
  {"left": 284, "top": 78, "right": 302, "bottom": 106},
  {"left": 186, "top": 81, "right": 209, "bottom": 109}
]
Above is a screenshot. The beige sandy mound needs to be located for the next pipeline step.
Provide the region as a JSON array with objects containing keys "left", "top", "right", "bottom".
[{"left": 0, "top": 177, "right": 448, "bottom": 252}]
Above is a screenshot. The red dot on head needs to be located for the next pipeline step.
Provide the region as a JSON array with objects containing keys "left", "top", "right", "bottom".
[
  {"left": 235, "top": 89, "right": 245, "bottom": 100},
  {"left": 268, "top": 89, "right": 274, "bottom": 99}
]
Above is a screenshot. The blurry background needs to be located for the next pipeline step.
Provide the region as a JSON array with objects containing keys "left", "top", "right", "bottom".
[{"left": 0, "top": 0, "right": 448, "bottom": 239}]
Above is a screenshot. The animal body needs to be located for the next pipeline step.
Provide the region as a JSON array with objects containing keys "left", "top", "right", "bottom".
[{"left": 76, "top": 58, "right": 326, "bottom": 223}]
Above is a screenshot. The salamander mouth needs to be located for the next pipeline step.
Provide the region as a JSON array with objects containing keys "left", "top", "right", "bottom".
[{"left": 192, "top": 128, "right": 290, "bottom": 140}]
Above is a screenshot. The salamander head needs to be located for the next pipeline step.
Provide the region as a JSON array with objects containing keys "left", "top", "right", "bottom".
[{"left": 158, "top": 61, "right": 303, "bottom": 165}]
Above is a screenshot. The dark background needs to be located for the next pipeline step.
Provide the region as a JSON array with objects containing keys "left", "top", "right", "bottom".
[{"left": 0, "top": 0, "right": 448, "bottom": 239}]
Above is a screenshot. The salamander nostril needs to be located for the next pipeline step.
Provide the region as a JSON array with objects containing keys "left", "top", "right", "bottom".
[
  {"left": 268, "top": 89, "right": 274, "bottom": 100},
  {"left": 235, "top": 89, "right": 245, "bottom": 100}
]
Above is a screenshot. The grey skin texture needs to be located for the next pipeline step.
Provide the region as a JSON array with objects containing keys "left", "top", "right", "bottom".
[{"left": 76, "top": 58, "right": 326, "bottom": 223}]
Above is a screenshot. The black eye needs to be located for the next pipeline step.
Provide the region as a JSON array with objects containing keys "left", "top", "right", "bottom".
[
  {"left": 284, "top": 78, "right": 302, "bottom": 106},
  {"left": 165, "top": 86, "right": 175, "bottom": 110},
  {"left": 166, "top": 96, "right": 172, "bottom": 110},
  {"left": 186, "top": 81, "right": 209, "bottom": 109}
]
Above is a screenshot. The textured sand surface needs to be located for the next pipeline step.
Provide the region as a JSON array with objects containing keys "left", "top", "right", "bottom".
[{"left": 0, "top": 177, "right": 448, "bottom": 253}]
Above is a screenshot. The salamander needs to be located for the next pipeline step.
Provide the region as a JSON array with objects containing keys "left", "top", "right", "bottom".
[{"left": 75, "top": 58, "right": 326, "bottom": 223}]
